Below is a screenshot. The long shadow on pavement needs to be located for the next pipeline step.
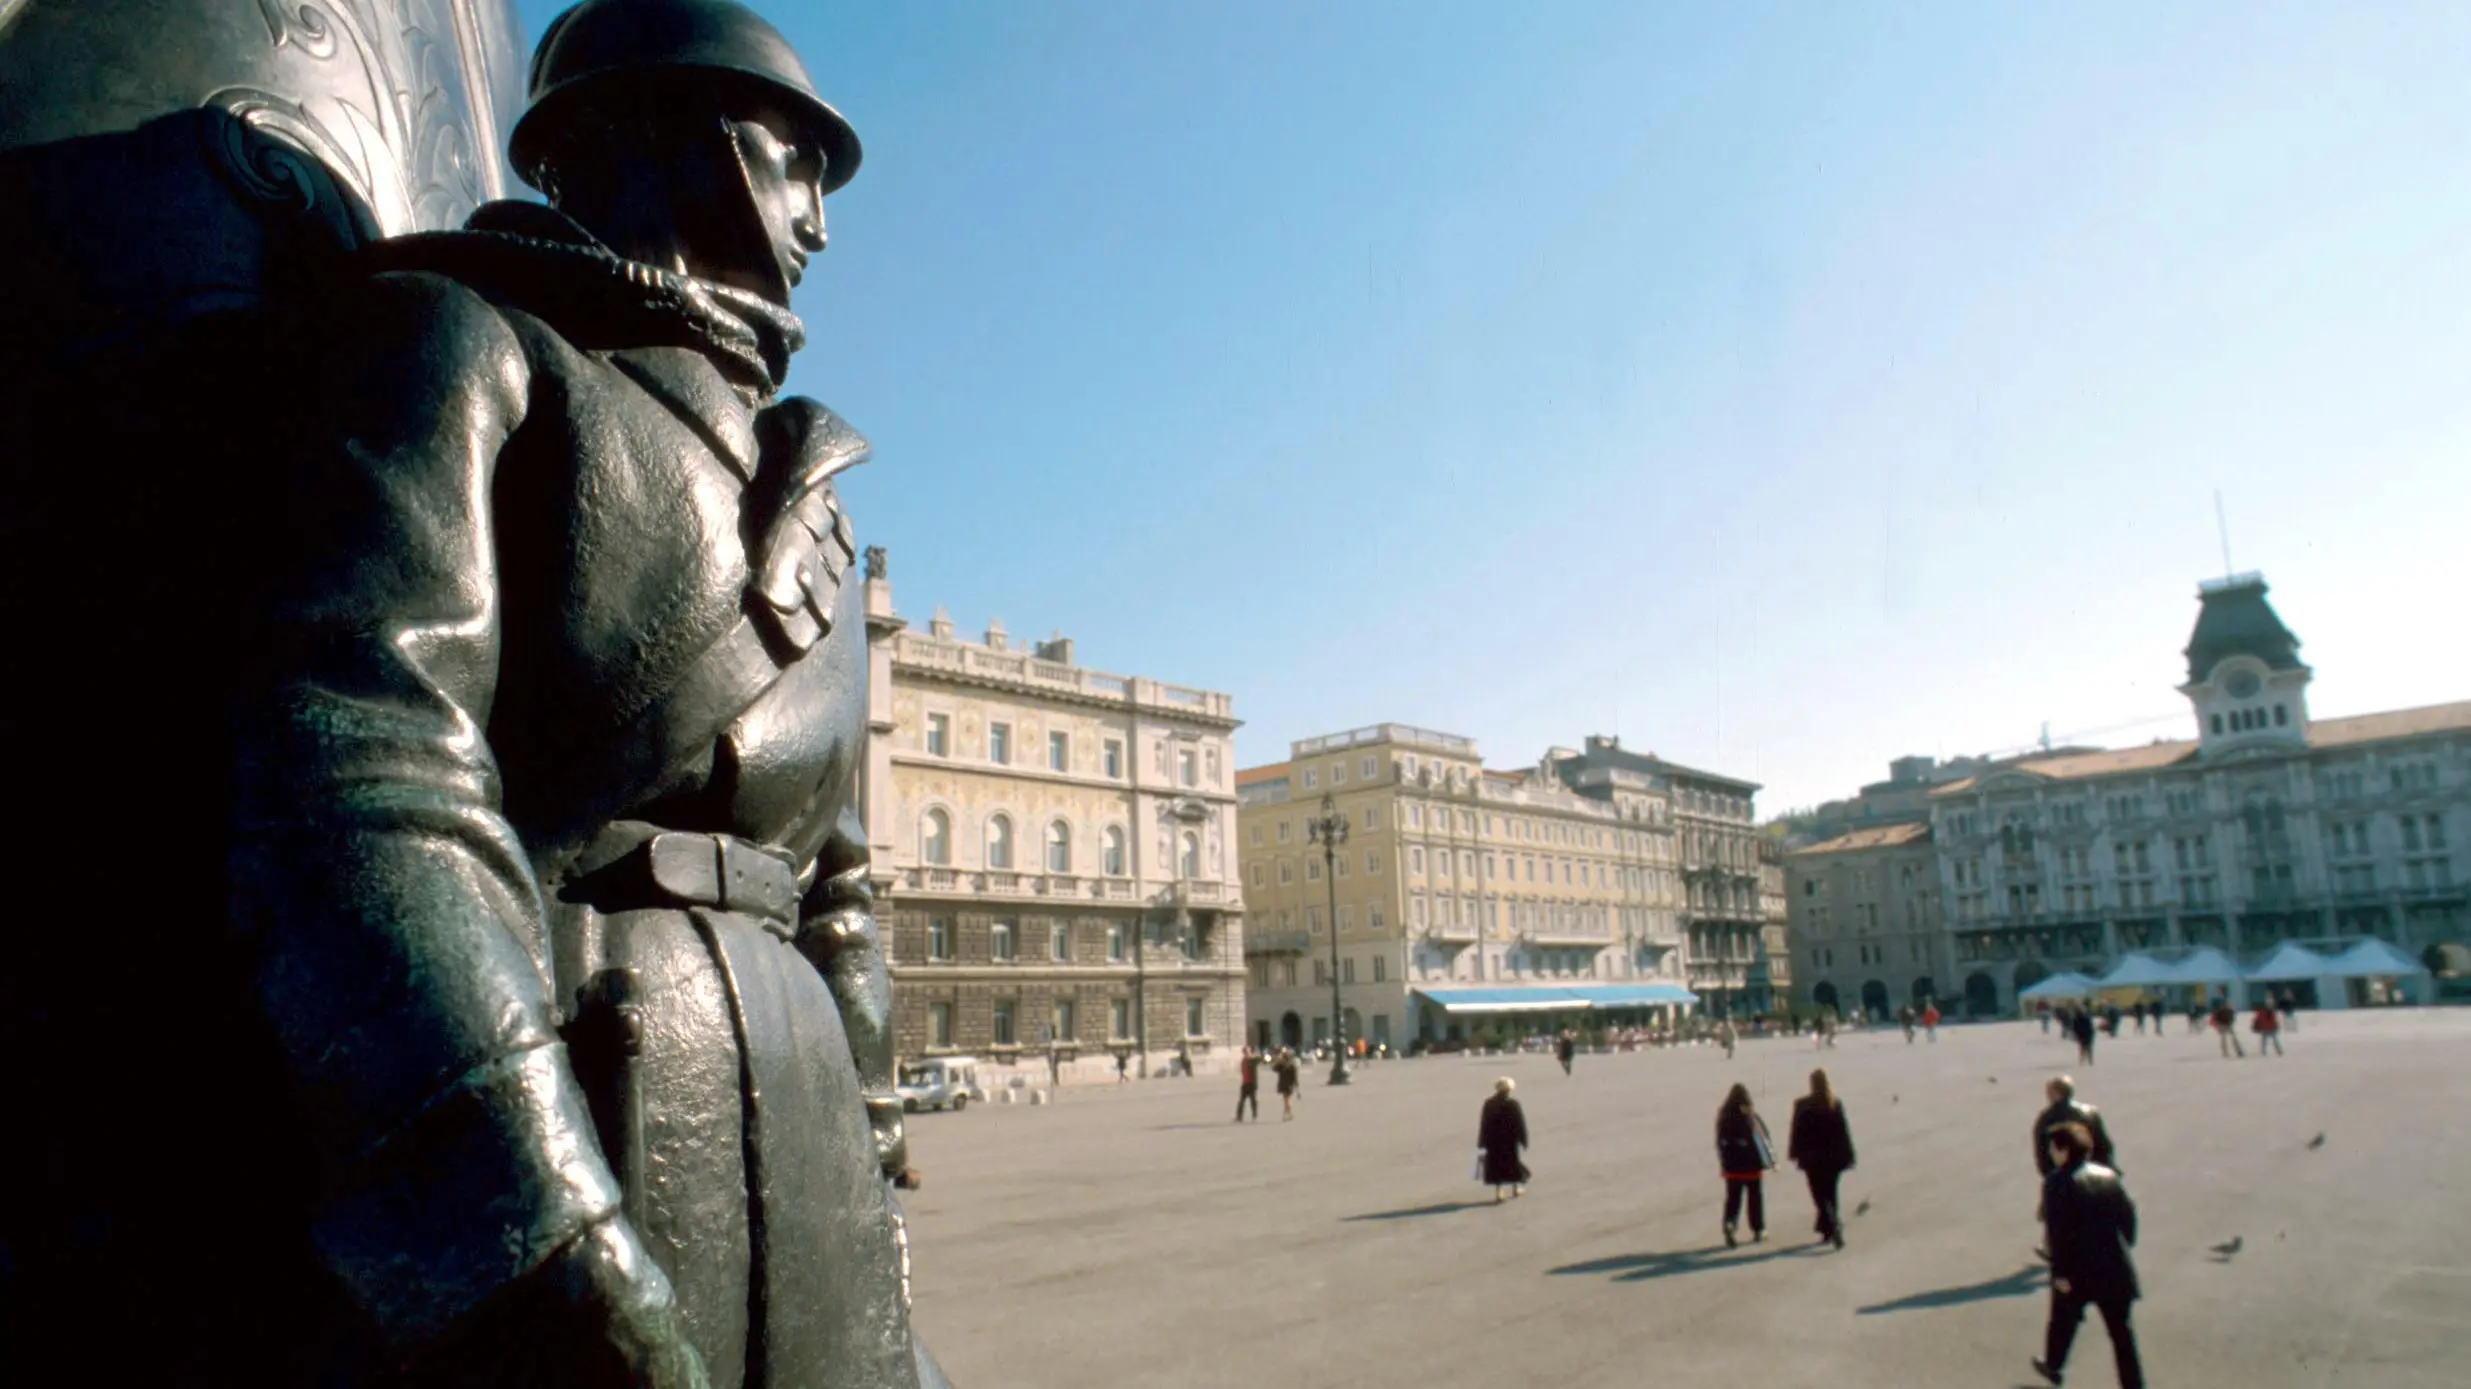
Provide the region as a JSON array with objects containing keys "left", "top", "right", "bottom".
[
  {"left": 1855, "top": 1264, "right": 2047, "bottom": 1315},
  {"left": 1551, "top": 1242, "right": 1830, "bottom": 1282},
  {"left": 1342, "top": 1200, "right": 1493, "bottom": 1221}
]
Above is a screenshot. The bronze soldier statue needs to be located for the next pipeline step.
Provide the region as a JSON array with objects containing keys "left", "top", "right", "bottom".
[{"left": 1, "top": 2, "right": 946, "bottom": 1385}]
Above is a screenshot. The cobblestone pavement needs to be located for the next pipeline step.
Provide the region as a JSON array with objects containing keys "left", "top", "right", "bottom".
[{"left": 900, "top": 1010, "right": 2471, "bottom": 1388}]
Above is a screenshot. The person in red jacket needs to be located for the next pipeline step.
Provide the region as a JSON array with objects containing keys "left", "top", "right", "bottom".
[{"left": 2252, "top": 1001, "right": 2284, "bottom": 1057}]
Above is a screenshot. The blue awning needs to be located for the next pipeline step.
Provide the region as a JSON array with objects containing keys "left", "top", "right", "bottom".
[{"left": 1410, "top": 983, "right": 1700, "bottom": 1014}]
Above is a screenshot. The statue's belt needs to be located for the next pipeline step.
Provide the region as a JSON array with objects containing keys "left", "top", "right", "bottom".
[{"left": 564, "top": 821, "right": 801, "bottom": 936}]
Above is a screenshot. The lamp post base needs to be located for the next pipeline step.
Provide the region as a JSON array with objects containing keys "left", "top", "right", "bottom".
[{"left": 1326, "top": 1058, "right": 1351, "bottom": 1086}]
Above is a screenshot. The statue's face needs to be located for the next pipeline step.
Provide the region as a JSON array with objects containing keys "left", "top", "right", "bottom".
[{"left": 726, "top": 112, "right": 829, "bottom": 304}]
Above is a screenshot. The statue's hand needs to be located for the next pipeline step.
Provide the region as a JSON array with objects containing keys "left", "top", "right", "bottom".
[{"left": 409, "top": 1219, "right": 709, "bottom": 1389}]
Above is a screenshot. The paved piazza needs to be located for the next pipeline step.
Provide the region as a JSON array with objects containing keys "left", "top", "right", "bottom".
[{"left": 901, "top": 1011, "right": 2470, "bottom": 1388}]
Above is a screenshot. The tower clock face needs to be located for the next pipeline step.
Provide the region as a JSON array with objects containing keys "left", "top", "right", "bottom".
[{"left": 2225, "top": 670, "right": 2262, "bottom": 700}]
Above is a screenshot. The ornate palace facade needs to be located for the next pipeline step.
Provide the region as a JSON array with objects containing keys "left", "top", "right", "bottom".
[{"left": 862, "top": 555, "right": 1245, "bottom": 1083}]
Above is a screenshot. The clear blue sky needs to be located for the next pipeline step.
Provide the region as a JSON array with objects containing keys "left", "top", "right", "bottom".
[{"left": 516, "top": 1, "right": 2471, "bottom": 813}]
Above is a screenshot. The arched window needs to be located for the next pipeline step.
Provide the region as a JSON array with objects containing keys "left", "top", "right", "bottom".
[
  {"left": 987, "top": 814, "right": 1014, "bottom": 870},
  {"left": 1046, "top": 820, "right": 1071, "bottom": 873},
  {"left": 921, "top": 808, "right": 951, "bottom": 865},
  {"left": 1104, "top": 826, "right": 1126, "bottom": 876},
  {"left": 1180, "top": 831, "right": 1201, "bottom": 879}
]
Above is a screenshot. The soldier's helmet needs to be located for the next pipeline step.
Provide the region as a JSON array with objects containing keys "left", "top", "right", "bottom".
[{"left": 511, "top": 0, "right": 861, "bottom": 195}]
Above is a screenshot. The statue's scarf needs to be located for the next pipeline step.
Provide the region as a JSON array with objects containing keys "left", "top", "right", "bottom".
[{"left": 366, "top": 200, "right": 806, "bottom": 395}]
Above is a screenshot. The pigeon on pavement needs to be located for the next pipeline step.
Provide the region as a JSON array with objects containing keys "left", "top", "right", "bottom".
[
  {"left": 1854, "top": 1199, "right": 1872, "bottom": 1217},
  {"left": 2307, "top": 1133, "right": 2326, "bottom": 1150},
  {"left": 2209, "top": 1236, "right": 2244, "bottom": 1259}
]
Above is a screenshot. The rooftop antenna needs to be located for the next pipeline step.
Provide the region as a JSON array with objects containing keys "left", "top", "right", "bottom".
[{"left": 2213, "top": 490, "right": 2233, "bottom": 579}]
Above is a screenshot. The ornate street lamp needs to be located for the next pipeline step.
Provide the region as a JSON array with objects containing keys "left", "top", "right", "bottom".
[{"left": 1306, "top": 792, "right": 1351, "bottom": 1085}]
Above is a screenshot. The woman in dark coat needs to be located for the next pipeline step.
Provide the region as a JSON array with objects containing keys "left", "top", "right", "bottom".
[
  {"left": 1788, "top": 1068, "right": 1857, "bottom": 1248},
  {"left": 1716, "top": 1082, "right": 1774, "bottom": 1246},
  {"left": 1478, "top": 1077, "right": 1530, "bottom": 1202}
]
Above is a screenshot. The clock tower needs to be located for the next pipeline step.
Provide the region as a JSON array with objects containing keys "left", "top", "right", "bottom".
[{"left": 2181, "top": 572, "right": 2312, "bottom": 757}]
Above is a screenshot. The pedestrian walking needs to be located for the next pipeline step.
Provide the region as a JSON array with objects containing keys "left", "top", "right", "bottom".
[
  {"left": 2071, "top": 1007, "right": 2097, "bottom": 1066},
  {"left": 1274, "top": 1047, "right": 1301, "bottom": 1120},
  {"left": 1234, "top": 1046, "right": 1260, "bottom": 1121},
  {"left": 2039, "top": 1003, "right": 2052, "bottom": 1035},
  {"left": 2034, "top": 1076, "right": 2118, "bottom": 1188},
  {"left": 1721, "top": 1020, "right": 1737, "bottom": 1060},
  {"left": 1115, "top": 1048, "right": 1131, "bottom": 1084},
  {"left": 2276, "top": 989, "right": 2298, "bottom": 1033},
  {"left": 1715, "top": 1082, "right": 1775, "bottom": 1247},
  {"left": 2210, "top": 999, "right": 2243, "bottom": 1059},
  {"left": 2032, "top": 1122, "right": 2146, "bottom": 1389},
  {"left": 2252, "top": 1001, "right": 2284, "bottom": 1057},
  {"left": 1900, "top": 1004, "right": 1916, "bottom": 1044},
  {"left": 1788, "top": 1069, "right": 1856, "bottom": 1249},
  {"left": 1556, "top": 1028, "right": 1577, "bottom": 1076},
  {"left": 1477, "top": 1077, "right": 1530, "bottom": 1203},
  {"left": 1922, "top": 1002, "right": 1941, "bottom": 1042}
]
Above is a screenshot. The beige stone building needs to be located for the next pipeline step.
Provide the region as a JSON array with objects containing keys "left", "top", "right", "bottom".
[
  {"left": 861, "top": 554, "right": 1244, "bottom": 1084},
  {"left": 1238, "top": 724, "right": 1697, "bottom": 1052}
]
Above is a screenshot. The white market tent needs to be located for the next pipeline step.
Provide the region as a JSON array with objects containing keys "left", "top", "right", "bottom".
[
  {"left": 2320, "top": 938, "right": 2431, "bottom": 979},
  {"left": 2166, "top": 946, "right": 2245, "bottom": 986},
  {"left": 2245, "top": 942, "right": 2333, "bottom": 984},
  {"left": 2093, "top": 954, "right": 2181, "bottom": 989},
  {"left": 2017, "top": 972, "right": 2099, "bottom": 1000}
]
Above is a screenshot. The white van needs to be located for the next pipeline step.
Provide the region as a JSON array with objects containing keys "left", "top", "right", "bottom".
[{"left": 895, "top": 1056, "right": 977, "bottom": 1113}]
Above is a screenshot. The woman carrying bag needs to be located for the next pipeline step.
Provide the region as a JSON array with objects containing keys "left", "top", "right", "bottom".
[
  {"left": 1477, "top": 1077, "right": 1530, "bottom": 1203},
  {"left": 1716, "top": 1082, "right": 1774, "bottom": 1246}
]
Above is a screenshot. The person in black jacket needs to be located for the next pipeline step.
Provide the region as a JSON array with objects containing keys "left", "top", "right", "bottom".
[
  {"left": 2034, "top": 1076, "right": 2117, "bottom": 1177},
  {"left": 1787, "top": 1069, "right": 1856, "bottom": 1248},
  {"left": 2034, "top": 1122, "right": 2144, "bottom": 1388},
  {"left": 1477, "top": 1077, "right": 1530, "bottom": 1202},
  {"left": 1715, "top": 1082, "right": 1774, "bottom": 1247}
]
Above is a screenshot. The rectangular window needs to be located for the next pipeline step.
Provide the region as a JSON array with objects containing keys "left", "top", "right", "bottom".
[
  {"left": 988, "top": 722, "right": 1011, "bottom": 765},
  {"left": 1103, "top": 739, "right": 1123, "bottom": 777},
  {"left": 929, "top": 1002, "right": 953, "bottom": 1048},
  {"left": 1302, "top": 767, "right": 1318, "bottom": 789},
  {"left": 1409, "top": 847, "right": 1424, "bottom": 875},
  {"left": 1277, "top": 821, "right": 1293, "bottom": 843},
  {"left": 1331, "top": 759, "right": 1347, "bottom": 784},
  {"left": 1360, "top": 755, "right": 1377, "bottom": 779},
  {"left": 1049, "top": 731, "right": 1069, "bottom": 771},
  {"left": 1052, "top": 998, "right": 1076, "bottom": 1044},
  {"left": 1180, "top": 749, "right": 1198, "bottom": 787},
  {"left": 1051, "top": 922, "right": 1071, "bottom": 961},
  {"left": 925, "top": 713, "right": 949, "bottom": 756},
  {"left": 1185, "top": 997, "right": 1204, "bottom": 1037},
  {"left": 1372, "top": 954, "right": 1387, "bottom": 983},
  {"left": 991, "top": 920, "right": 1017, "bottom": 961},
  {"left": 1342, "top": 957, "right": 1356, "bottom": 984},
  {"left": 928, "top": 917, "right": 953, "bottom": 961},
  {"left": 991, "top": 999, "right": 1017, "bottom": 1046},
  {"left": 1107, "top": 922, "right": 1127, "bottom": 961},
  {"left": 1111, "top": 998, "right": 1131, "bottom": 1039},
  {"left": 1249, "top": 863, "right": 1264, "bottom": 888},
  {"left": 1307, "top": 857, "right": 1321, "bottom": 881}
]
